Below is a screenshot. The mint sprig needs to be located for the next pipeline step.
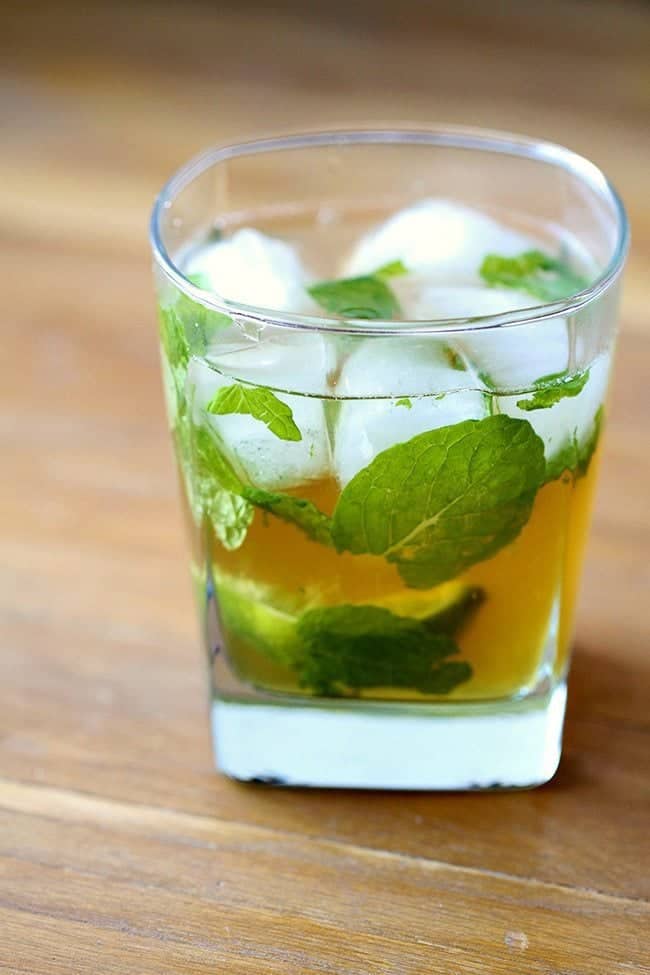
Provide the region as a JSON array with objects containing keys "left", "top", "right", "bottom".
[
  {"left": 516, "top": 369, "right": 590, "bottom": 412},
  {"left": 480, "top": 249, "right": 588, "bottom": 302},
  {"left": 206, "top": 383, "right": 303, "bottom": 442}
]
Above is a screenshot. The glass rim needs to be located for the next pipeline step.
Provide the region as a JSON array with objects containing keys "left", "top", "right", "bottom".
[{"left": 149, "top": 126, "right": 629, "bottom": 336}]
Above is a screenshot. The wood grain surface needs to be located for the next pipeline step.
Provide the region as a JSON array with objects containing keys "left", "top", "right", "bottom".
[{"left": 1, "top": 1, "right": 649, "bottom": 972}]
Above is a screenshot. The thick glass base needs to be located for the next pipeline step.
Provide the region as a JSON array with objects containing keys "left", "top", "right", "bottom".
[{"left": 211, "top": 682, "right": 566, "bottom": 790}]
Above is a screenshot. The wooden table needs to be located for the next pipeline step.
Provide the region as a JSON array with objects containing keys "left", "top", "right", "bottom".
[{"left": 2, "top": 2, "right": 649, "bottom": 971}]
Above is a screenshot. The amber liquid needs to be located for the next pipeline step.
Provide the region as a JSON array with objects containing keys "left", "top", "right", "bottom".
[{"left": 202, "top": 445, "right": 601, "bottom": 702}]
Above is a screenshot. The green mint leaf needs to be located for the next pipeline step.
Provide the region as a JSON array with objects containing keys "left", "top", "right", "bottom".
[
  {"left": 295, "top": 604, "right": 471, "bottom": 697},
  {"left": 544, "top": 437, "right": 579, "bottom": 485},
  {"left": 172, "top": 396, "right": 192, "bottom": 479},
  {"left": 206, "top": 492, "right": 254, "bottom": 551},
  {"left": 374, "top": 259, "right": 408, "bottom": 279},
  {"left": 193, "top": 424, "right": 244, "bottom": 495},
  {"left": 308, "top": 270, "right": 401, "bottom": 320},
  {"left": 192, "top": 426, "right": 252, "bottom": 549},
  {"left": 332, "top": 415, "right": 545, "bottom": 589},
  {"left": 158, "top": 305, "right": 191, "bottom": 436},
  {"left": 478, "top": 369, "right": 498, "bottom": 392},
  {"left": 242, "top": 486, "right": 334, "bottom": 546},
  {"left": 176, "top": 293, "right": 232, "bottom": 357},
  {"left": 159, "top": 289, "right": 232, "bottom": 364},
  {"left": 186, "top": 272, "right": 211, "bottom": 287},
  {"left": 206, "top": 383, "right": 303, "bottom": 442},
  {"left": 395, "top": 397, "right": 413, "bottom": 410},
  {"left": 516, "top": 369, "right": 590, "bottom": 412},
  {"left": 480, "top": 249, "right": 588, "bottom": 302},
  {"left": 544, "top": 406, "right": 605, "bottom": 484},
  {"left": 158, "top": 306, "right": 189, "bottom": 370},
  {"left": 577, "top": 405, "right": 604, "bottom": 476},
  {"left": 215, "top": 576, "right": 479, "bottom": 695}
]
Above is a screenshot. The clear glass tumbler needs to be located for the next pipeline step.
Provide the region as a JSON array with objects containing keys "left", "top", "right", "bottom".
[{"left": 149, "top": 129, "right": 628, "bottom": 789}]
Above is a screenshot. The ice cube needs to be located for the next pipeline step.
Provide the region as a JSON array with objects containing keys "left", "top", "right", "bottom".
[
  {"left": 206, "top": 327, "right": 337, "bottom": 397},
  {"left": 188, "top": 345, "right": 332, "bottom": 491},
  {"left": 392, "top": 284, "right": 569, "bottom": 391},
  {"left": 343, "top": 199, "right": 540, "bottom": 288},
  {"left": 333, "top": 338, "right": 488, "bottom": 486},
  {"left": 404, "top": 284, "right": 535, "bottom": 322},
  {"left": 185, "top": 228, "right": 313, "bottom": 313},
  {"left": 410, "top": 287, "right": 569, "bottom": 392},
  {"left": 429, "top": 285, "right": 600, "bottom": 469},
  {"left": 500, "top": 351, "right": 612, "bottom": 466}
]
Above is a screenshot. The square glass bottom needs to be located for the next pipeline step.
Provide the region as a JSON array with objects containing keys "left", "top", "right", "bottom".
[{"left": 210, "top": 682, "right": 566, "bottom": 790}]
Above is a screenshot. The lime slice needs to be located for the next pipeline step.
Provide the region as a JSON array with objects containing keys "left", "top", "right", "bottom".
[
  {"left": 215, "top": 576, "right": 300, "bottom": 666},
  {"left": 213, "top": 572, "right": 484, "bottom": 672},
  {"left": 374, "top": 581, "right": 484, "bottom": 632}
]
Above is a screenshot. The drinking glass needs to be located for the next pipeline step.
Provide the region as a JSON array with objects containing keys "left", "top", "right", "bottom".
[{"left": 150, "top": 129, "right": 628, "bottom": 789}]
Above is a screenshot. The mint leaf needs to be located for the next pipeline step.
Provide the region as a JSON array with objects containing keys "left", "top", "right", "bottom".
[
  {"left": 159, "top": 291, "right": 231, "bottom": 365},
  {"left": 332, "top": 415, "right": 545, "bottom": 589},
  {"left": 480, "top": 249, "right": 588, "bottom": 302},
  {"left": 577, "top": 405, "right": 604, "bottom": 476},
  {"left": 206, "top": 383, "right": 303, "bottom": 442},
  {"left": 158, "top": 306, "right": 189, "bottom": 370},
  {"left": 295, "top": 604, "right": 471, "bottom": 696},
  {"left": 544, "top": 406, "right": 605, "bottom": 484},
  {"left": 478, "top": 369, "right": 498, "bottom": 392},
  {"left": 516, "top": 369, "right": 589, "bottom": 412},
  {"left": 193, "top": 424, "right": 244, "bottom": 495},
  {"left": 186, "top": 272, "right": 211, "bottom": 288},
  {"left": 206, "top": 491, "right": 254, "bottom": 551},
  {"left": 216, "top": 581, "right": 475, "bottom": 697},
  {"left": 158, "top": 305, "right": 191, "bottom": 435},
  {"left": 395, "top": 397, "right": 413, "bottom": 410},
  {"left": 171, "top": 396, "right": 192, "bottom": 478},
  {"left": 242, "top": 486, "right": 334, "bottom": 546},
  {"left": 308, "top": 264, "right": 402, "bottom": 320},
  {"left": 374, "top": 259, "right": 408, "bottom": 280},
  {"left": 544, "top": 436, "right": 580, "bottom": 484},
  {"left": 176, "top": 293, "right": 232, "bottom": 357},
  {"left": 192, "top": 426, "right": 252, "bottom": 549}
]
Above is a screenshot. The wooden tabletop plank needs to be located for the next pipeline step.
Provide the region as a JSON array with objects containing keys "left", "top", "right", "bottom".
[
  {"left": 1, "top": 0, "right": 649, "bottom": 971},
  {"left": 1, "top": 781, "right": 648, "bottom": 974}
]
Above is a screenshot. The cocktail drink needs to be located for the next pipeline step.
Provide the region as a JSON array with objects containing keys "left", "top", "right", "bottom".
[{"left": 150, "top": 130, "right": 627, "bottom": 788}]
